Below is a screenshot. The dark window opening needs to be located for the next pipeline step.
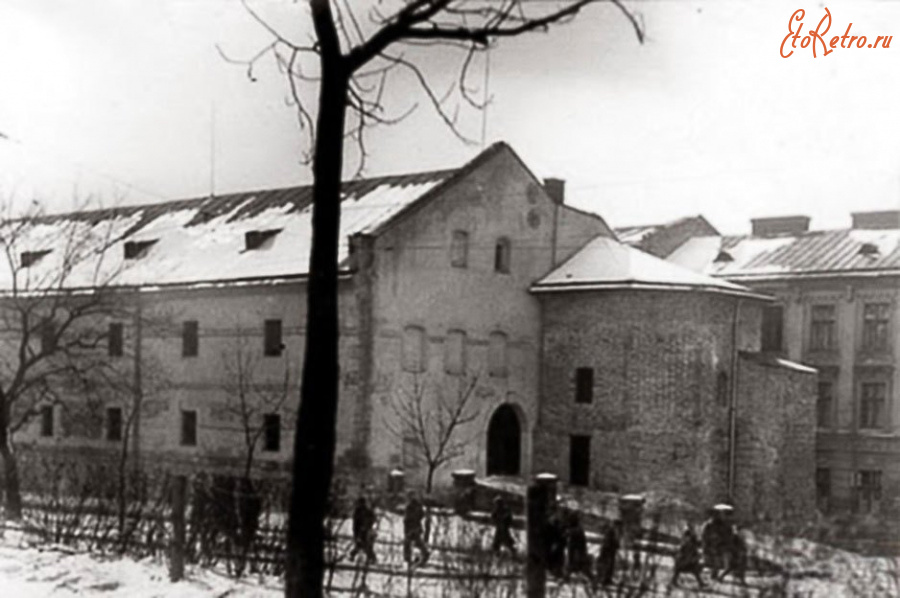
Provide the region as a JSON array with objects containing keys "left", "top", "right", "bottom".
[
  {"left": 860, "top": 382, "right": 887, "bottom": 430},
  {"left": 816, "top": 468, "right": 831, "bottom": 512},
  {"left": 817, "top": 381, "right": 834, "bottom": 428},
  {"left": 263, "top": 413, "right": 281, "bottom": 452},
  {"left": 40, "top": 405, "right": 54, "bottom": 437},
  {"left": 108, "top": 322, "right": 124, "bottom": 357},
  {"left": 123, "top": 240, "right": 156, "bottom": 260},
  {"left": 856, "top": 470, "right": 882, "bottom": 514},
  {"left": 180, "top": 409, "right": 197, "bottom": 447},
  {"left": 20, "top": 250, "right": 50, "bottom": 268},
  {"left": 575, "top": 367, "right": 594, "bottom": 404},
  {"left": 107, "top": 407, "right": 123, "bottom": 442},
  {"left": 494, "top": 238, "right": 511, "bottom": 273},
  {"left": 40, "top": 320, "right": 56, "bottom": 354},
  {"left": 486, "top": 405, "right": 521, "bottom": 476},
  {"left": 264, "top": 319, "right": 283, "bottom": 357},
  {"left": 244, "top": 229, "right": 281, "bottom": 251},
  {"left": 810, "top": 305, "right": 837, "bottom": 351},
  {"left": 569, "top": 435, "right": 591, "bottom": 486},
  {"left": 182, "top": 320, "right": 199, "bottom": 357},
  {"left": 761, "top": 305, "right": 784, "bottom": 352},
  {"left": 450, "top": 230, "right": 469, "bottom": 268}
]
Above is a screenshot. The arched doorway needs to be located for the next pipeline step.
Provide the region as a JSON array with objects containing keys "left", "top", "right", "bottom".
[{"left": 486, "top": 404, "right": 522, "bottom": 476}]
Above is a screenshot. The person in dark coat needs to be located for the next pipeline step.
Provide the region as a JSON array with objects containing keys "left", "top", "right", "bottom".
[
  {"left": 671, "top": 526, "right": 706, "bottom": 589},
  {"left": 490, "top": 496, "right": 516, "bottom": 555},
  {"left": 718, "top": 526, "right": 748, "bottom": 584},
  {"left": 350, "top": 495, "right": 377, "bottom": 563},
  {"left": 544, "top": 505, "right": 566, "bottom": 577},
  {"left": 700, "top": 509, "right": 729, "bottom": 579},
  {"left": 565, "top": 512, "right": 590, "bottom": 579},
  {"left": 595, "top": 519, "right": 621, "bottom": 586},
  {"left": 403, "top": 492, "right": 429, "bottom": 565}
]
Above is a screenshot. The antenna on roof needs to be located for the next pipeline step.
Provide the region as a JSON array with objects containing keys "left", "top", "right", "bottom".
[{"left": 210, "top": 101, "right": 216, "bottom": 198}]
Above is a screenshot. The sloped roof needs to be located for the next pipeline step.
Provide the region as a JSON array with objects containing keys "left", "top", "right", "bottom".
[
  {"left": 531, "top": 236, "right": 765, "bottom": 299},
  {"left": 615, "top": 215, "right": 719, "bottom": 259},
  {"left": 669, "top": 228, "right": 900, "bottom": 281},
  {"left": 0, "top": 143, "right": 524, "bottom": 291}
]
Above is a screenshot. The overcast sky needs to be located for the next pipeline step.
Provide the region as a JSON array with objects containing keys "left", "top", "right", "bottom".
[{"left": 1, "top": 1, "right": 900, "bottom": 234}]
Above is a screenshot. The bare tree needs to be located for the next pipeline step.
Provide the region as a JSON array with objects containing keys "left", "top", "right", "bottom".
[
  {"left": 0, "top": 199, "right": 137, "bottom": 520},
  {"left": 226, "top": 2, "right": 644, "bottom": 595},
  {"left": 386, "top": 373, "right": 480, "bottom": 493}
]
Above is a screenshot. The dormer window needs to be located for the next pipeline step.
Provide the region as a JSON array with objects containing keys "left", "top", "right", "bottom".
[
  {"left": 20, "top": 250, "right": 50, "bottom": 268},
  {"left": 859, "top": 242, "right": 879, "bottom": 257},
  {"left": 124, "top": 240, "right": 157, "bottom": 260},
  {"left": 245, "top": 230, "right": 281, "bottom": 251},
  {"left": 714, "top": 250, "right": 734, "bottom": 263}
]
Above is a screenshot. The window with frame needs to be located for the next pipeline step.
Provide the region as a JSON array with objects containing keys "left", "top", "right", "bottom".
[
  {"left": 40, "top": 405, "right": 54, "bottom": 437},
  {"left": 810, "top": 305, "right": 837, "bottom": 351},
  {"left": 450, "top": 230, "right": 469, "bottom": 268},
  {"left": 444, "top": 330, "right": 466, "bottom": 375},
  {"left": 488, "top": 331, "right": 508, "bottom": 378},
  {"left": 856, "top": 470, "right": 882, "bottom": 514},
  {"left": 402, "top": 326, "right": 426, "bottom": 373},
  {"left": 264, "top": 319, "right": 283, "bottom": 357},
  {"left": 108, "top": 322, "right": 124, "bottom": 357},
  {"left": 180, "top": 409, "right": 197, "bottom": 447},
  {"left": 761, "top": 305, "right": 784, "bottom": 352},
  {"left": 860, "top": 382, "right": 887, "bottom": 430},
  {"left": 263, "top": 413, "right": 281, "bottom": 452},
  {"left": 817, "top": 381, "right": 834, "bottom": 428},
  {"left": 106, "top": 407, "right": 123, "bottom": 442},
  {"left": 182, "top": 320, "right": 199, "bottom": 357},
  {"left": 569, "top": 435, "right": 591, "bottom": 487},
  {"left": 575, "top": 367, "right": 594, "bottom": 404},
  {"left": 862, "top": 303, "right": 891, "bottom": 353},
  {"left": 816, "top": 468, "right": 831, "bottom": 511},
  {"left": 494, "top": 237, "right": 511, "bottom": 273}
]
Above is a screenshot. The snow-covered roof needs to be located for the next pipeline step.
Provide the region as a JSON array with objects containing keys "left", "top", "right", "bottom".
[
  {"left": 531, "top": 236, "right": 766, "bottom": 299},
  {"left": 0, "top": 166, "right": 463, "bottom": 291}
]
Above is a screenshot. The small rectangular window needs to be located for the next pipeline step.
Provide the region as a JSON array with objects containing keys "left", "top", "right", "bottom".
[
  {"left": 494, "top": 238, "right": 511, "bottom": 273},
  {"left": 40, "top": 405, "right": 54, "bottom": 437},
  {"left": 108, "top": 322, "right": 124, "bottom": 357},
  {"left": 488, "top": 331, "right": 508, "bottom": 378},
  {"left": 40, "top": 320, "right": 56, "bottom": 354},
  {"left": 182, "top": 320, "right": 199, "bottom": 357},
  {"left": 180, "top": 409, "right": 197, "bottom": 447},
  {"left": 444, "top": 330, "right": 466, "bottom": 375},
  {"left": 856, "top": 470, "right": 882, "bottom": 514},
  {"left": 862, "top": 303, "right": 891, "bottom": 353},
  {"left": 106, "top": 407, "right": 123, "bottom": 442},
  {"left": 123, "top": 240, "right": 156, "bottom": 260},
  {"left": 810, "top": 305, "right": 837, "bottom": 351},
  {"left": 20, "top": 250, "right": 50, "bottom": 268},
  {"left": 450, "top": 230, "right": 469, "bottom": 268},
  {"left": 761, "top": 305, "right": 784, "bottom": 352},
  {"left": 264, "top": 319, "right": 283, "bottom": 357},
  {"left": 263, "top": 413, "right": 281, "bottom": 452},
  {"left": 402, "top": 326, "right": 426, "bottom": 373},
  {"left": 245, "top": 229, "right": 281, "bottom": 251},
  {"left": 860, "top": 382, "right": 887, "bottom": 430},
  {"left": 575, "top": 367, "right": 593, "bottom": 404},
  {"left": 817, "top": 381, "right": 834, "bottom": 428},
  {"left": 569, "top": 435, "right": 591, "bottom": 486}
]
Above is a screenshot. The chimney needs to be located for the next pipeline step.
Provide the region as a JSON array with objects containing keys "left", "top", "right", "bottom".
[
  {"left": 543, "top": 178, "right": 565, "bottom": 205},
  {"left": 750, "top": 215, "right": 810, "bottom": 236},
  {"left": 851, "top": 210, "right": 900, "bottom": 230}
]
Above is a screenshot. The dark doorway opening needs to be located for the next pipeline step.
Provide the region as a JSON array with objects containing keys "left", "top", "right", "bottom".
[
  {"left": 486, "top": 404, "right": 521, "bottom": 476},
  {"left": 569, "top": 435, "right": 591, "bottom": 486}
]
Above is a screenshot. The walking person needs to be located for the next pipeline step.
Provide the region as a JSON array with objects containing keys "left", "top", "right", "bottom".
[
  {"left": 565, "top": 512, "right": 591, "bottom": 579},
  {"left": 403, "top": 492, "right": 429, "bottom": 565},
  {"left": 700, "top": 507, "right": 729, "bottom": 580},
  {"left": 670, "top": 526, "right": 706, "bottom": 589},
  {"left": 350, "top": 495, "right": 377, "bottom": 563},
  {"left": 490, "top": 496, "right": 516, "bottom": 555},
  {"left": 595, "top": 519, "right": 621, "bottom": 586},
  {"left": 544, "top": 504, "right": 566, "bottom": 577}
]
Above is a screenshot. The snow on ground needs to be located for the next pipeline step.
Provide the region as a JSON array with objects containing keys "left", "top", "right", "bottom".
[{"left": 0, "top": 528, "right": 281, "bottom": 598}]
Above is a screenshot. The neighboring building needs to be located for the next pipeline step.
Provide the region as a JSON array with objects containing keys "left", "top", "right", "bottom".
[
  {"left": 3, "top": 143, "right": 816, "bottom": 529},
  {"left": 660, "top": 211, "right": 900, "bottom": 552},
  {"left": 531, "top": 237, "right": 817, "bottom": 529}
]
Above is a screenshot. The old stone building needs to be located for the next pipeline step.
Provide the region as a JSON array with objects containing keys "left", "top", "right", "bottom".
[
  {"left": 629, "top": 211, "right": 900, "bottom": 551},
  {"left": 3, "top": 143, "right": 816, "bottom": 526}
]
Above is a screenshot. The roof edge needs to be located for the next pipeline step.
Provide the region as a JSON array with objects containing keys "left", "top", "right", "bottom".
[{"left": 529, "top": 280, "right": 772, "bottom": 301}]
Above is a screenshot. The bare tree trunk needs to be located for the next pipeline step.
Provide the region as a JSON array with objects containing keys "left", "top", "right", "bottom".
[
  {"left": 285, "top": 4, "right": 348, "bottom": 595},
  {"left": 0, "top": 430, "right": 22, "bottom": 520}
]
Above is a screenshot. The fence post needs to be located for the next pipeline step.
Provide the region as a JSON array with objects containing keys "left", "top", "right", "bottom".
[
  {"left": 526, "top": 473, "right": 556, "bottom": 598},
  {"left": 451, "top": 469, "right": 476, "bottom": 515},
  {"left": 169, "top": 474, "right": 187, "bottom": 582}
]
